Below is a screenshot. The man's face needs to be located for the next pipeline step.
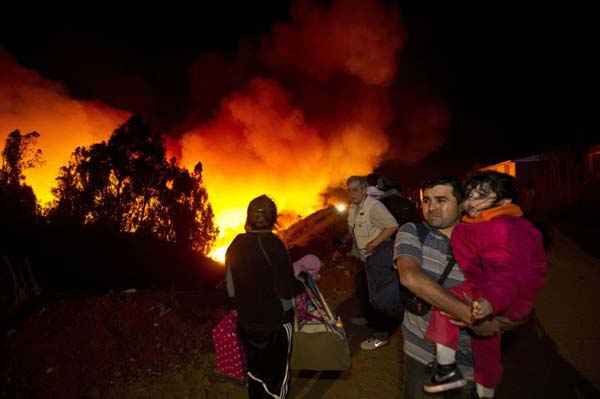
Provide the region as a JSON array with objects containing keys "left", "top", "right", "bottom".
[
  {"left": 347, "top": 182, "right": 367, "bottom": 204},
  {"left": 421, "top": 184, "right": 461, "bottom": 230}
]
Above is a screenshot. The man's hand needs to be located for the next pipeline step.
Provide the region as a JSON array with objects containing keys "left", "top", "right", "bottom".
[
  {"left": 467, "top": 315, "right": 530, "bottom": 336},
  {"left": 495, "top": 315, "right": 529, "bottom": 332},
  {"left": 447, "top": 314, "right": 503, "bottom": 336},
  {"left": 470, "top": 318, "right": 501, "bottom": 336},
  {"left": 365, "top": 239, "right": 379, "bottom": 253},
  {"left": 472, "top": 298, "right": 493, "bottom": 320},
  {"left": 366, "top": 226, "right": 396, "bottom": 254}
]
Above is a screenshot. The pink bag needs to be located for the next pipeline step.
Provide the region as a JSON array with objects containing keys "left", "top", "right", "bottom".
[{"left": 211, "top": 311, "right": 246, "bottom": 382}]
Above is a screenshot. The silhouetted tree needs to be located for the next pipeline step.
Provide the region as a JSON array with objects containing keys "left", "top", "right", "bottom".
[
  {"left": 1, "top": 130, "right": 43, "bottom": 186},
  {"left": 0, "top": 130, "right": 41, "bottom": 228},
  {"left": 159, "top": 159, "right": 216, "bottom": 253},
  {"left": 0, "top": 131, "right": 42, "bottom": 316},
  {"left": 49, "top": 116, "right": 218, "bottom": 253}
]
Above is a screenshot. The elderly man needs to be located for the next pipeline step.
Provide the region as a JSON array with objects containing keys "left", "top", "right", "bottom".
[{"left": 346, "top": 175, "right": 400, "bottom": 350}]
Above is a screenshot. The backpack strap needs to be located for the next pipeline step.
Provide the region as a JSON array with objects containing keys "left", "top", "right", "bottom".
[
  {"left": 414, "top": 222, "right": 431, "bottom": 246},
  {"left": 413, "top": 222, "right": 456, "bottom": 286}
]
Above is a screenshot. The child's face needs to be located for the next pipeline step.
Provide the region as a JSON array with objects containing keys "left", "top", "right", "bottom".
[{"left": 463, "top": 186, "right": 498, "bottom": 218}]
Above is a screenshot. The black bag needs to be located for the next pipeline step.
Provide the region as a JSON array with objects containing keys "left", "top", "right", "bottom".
[
  {"left": 379, "top": 193, "right": 419, "bottom": 227},
  {"left": 403, "top": 223, "right": 457, "bottom": 316},
  {"left": 364, "top": 239, "right": 409, "bottom": 319},
  {"left": 360, "top": 194, "right": 417, "bottom": 319}
]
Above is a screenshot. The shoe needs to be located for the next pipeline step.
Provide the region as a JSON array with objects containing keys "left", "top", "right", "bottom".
[
  {"left": 423, "top": 362, "right": 467, "bottom": 393},
  {"left": 349, "top": 317, "right": 369, "bottom": 326},
  {"left": 470, "top": 384, "right": 495, "bottom": 398},
  {"left": 360, "top": 336, "right": 389, "bottom": 350},
  {"left": 469, "top": 385, "right": 480, "bottom": 399}
]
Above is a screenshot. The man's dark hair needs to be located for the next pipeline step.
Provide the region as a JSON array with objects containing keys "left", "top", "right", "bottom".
[
  {"left": 246, "top": 195, "right": 277, "bottom": 230},
  {"left": 421, "top": 176, "right": 464, "bottom": 203},
  {"left": 464, "top": 171, "right": 519, "bottom": 203}
]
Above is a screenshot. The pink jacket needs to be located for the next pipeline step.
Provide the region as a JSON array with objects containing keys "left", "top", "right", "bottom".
[{"left": 451, "top": 205, "right": 547, "bottom": 320}]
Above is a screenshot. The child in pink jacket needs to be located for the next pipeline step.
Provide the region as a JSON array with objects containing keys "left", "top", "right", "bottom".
[{"left": 424, "top": 171, "right": 547, "bottom": 398}]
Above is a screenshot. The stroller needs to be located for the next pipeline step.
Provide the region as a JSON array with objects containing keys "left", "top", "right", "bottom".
[{"left": 291, "top": 273, "right": 351, "bottom": 371}]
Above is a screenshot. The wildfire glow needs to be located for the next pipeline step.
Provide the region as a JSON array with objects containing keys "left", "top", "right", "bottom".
[
  {"left": 210, "top": 245, "right": 228, "bottom": 264},
  {"left": 2, "top": 1, "right": 450, "bottom": 267},
  {"left": 172, "top": 78, "right": 389, "bottom": 265},
  {"left": 335, "top": 203, "right": 348, "bottom": 213}
]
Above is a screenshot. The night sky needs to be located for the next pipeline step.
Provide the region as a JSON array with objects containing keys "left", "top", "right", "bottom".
[{"left": 1, "top": 2, "right": 596, "bottom": 170}]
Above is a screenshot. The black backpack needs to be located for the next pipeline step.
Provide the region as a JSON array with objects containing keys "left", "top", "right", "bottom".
[
  {"left": 379, "top": 194, "right": 419, "bottom": 227},
  {"left": 364, "top": 222, "right": 428, "bottom": 320}
]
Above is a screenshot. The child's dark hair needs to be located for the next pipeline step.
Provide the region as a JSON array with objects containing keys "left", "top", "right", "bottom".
[{"left": 464, "top": 171, "right": 519, "bottom": 203}]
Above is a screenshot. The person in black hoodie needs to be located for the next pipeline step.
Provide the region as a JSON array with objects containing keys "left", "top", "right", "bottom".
[{"left": 225, "top": 195, "right": 296, "bottom": 399}]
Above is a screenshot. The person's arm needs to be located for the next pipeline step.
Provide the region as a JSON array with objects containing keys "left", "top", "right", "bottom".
[
  {"left": 396, "top": 255, "right": 473, "bottom": 324},
  {"left": 366, "top": 201, "right": 398, "bottom": 252},
  {"left": 225, "top": 265, "right": 235, "bottom": 298},
  {"left": 366, "top": 226, "right": 397, "bottom": 252},
  {"left": 224, "top": 244, "right": 237, "bottom": 310}
]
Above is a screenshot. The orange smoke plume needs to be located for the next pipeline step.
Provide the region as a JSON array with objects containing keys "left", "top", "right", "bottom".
[
  {"left": 0, "top": 50, "right": 130, "bottom": 204},
  {"left": 170, "top": 0, "right": 409, "bottom": 261}
]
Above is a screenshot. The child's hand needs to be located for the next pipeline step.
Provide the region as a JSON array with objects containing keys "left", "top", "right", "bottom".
[{"left": 472, "top": 298, "right": 493, "bottom": 320}]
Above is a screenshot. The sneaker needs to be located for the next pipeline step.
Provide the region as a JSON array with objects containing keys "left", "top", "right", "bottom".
[
  {"left": 423, "top": 362, "right": 467, "bottom": 393},
  {"left": 360, "top": 336, "right": 389, "bottom": 350},
  {"left": 469, "top": 388, "right": 481, "bottom": 399},
  {"left": 349, "top": 317, "right": 369, "bottom": 326}
]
